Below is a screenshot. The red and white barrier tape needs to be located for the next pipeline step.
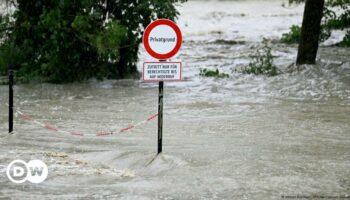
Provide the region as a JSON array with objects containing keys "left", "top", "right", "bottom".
[{"left": 15, "top": 109, "right": 158, "bottom": 137}]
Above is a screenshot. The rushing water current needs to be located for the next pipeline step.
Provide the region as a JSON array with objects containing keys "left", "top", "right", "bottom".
[{"left": 0, "top": 1, "right": 349, "bottom": 199}]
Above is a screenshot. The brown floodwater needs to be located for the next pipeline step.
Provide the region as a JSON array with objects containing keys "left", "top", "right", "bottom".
[{"left": 0, "top": 0, "right": 349, "bottom": 199}]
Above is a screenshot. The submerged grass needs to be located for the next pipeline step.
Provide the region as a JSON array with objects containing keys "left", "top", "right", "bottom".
[{"left": 199, "top": 68, "right": 229, "bottom": 78}]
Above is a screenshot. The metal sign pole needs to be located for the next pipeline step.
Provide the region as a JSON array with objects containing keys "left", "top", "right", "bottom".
[
  {"left": 143, "top": 20, "right": 182, "bottom": 155},
  {"left": 9, "top": 70, "right": 14, "bottom": 134},
  {"left": 157, "top": 59, "right": 166, "bottom": 154},
  {"left": 158, "top": 81, "right": 163, "bottom": 154}
]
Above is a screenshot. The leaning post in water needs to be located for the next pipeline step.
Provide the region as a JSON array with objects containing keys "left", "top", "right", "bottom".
[{"left": 9, "top": 70, "right": 14, "bottom": 134}]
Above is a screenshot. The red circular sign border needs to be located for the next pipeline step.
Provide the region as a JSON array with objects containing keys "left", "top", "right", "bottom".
[{"left": 143, "top": 19, "right": 182, "bottom": 60}]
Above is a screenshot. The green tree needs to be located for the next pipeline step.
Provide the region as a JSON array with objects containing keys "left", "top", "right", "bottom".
[{"left": 0, "top": 0, "right": 185, "bottom": 83}]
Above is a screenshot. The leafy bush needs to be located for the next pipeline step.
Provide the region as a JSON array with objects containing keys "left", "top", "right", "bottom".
[
  {"left": 242, "top": 39, "right": 278, "bottom": 76},
  {"left": 281, "top": 25, "right": 301, "bottom": 44},
  {"left": 199, "top": 68, "right": 229, "bottom": 78},
  {"left": 337, "top": 30, "right": 350, "bottom": 46},
  {"left": 323, "top": 0, "right": 350, "bottom": 46},
  {"left": 0, "top": 0, "right": 186, "bottom": 83}
]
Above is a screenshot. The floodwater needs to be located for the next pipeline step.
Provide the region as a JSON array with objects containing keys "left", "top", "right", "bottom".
[{"left": 0, "top": 1, "right": 349, "bottom": 199}]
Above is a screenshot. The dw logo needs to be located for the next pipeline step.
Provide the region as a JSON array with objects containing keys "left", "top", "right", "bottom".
[{"left": 6, "top": 160, "right": 48, "bottom": 184}]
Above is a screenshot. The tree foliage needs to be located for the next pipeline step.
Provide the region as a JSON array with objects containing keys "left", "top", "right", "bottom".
[
  {"left": 282, "top": 0, "right": 350, "bottom": 46},
  {"left": 0, "top": 0, "right": 186, "bottom": 83}
]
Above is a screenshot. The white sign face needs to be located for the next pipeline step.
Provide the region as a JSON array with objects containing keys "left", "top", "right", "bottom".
[
  {"left": 143, "top": 62, "right": 182, "bottom": 82},
  {"left": 148, "top": 25, "right": 177, "bottom": 55}
]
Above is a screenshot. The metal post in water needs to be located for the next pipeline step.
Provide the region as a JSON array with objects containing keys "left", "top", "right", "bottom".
[
  {"left": 9, "top": 70, "right": 14, "bottom": 134},
  {"left": 158, "top": 81, "right": 164, "bottom": 154},
  {"left": 157, "top": 59, "right": 166, "bottom": 154}
]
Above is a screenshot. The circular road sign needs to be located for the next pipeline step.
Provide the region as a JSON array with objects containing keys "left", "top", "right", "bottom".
[{"left": 143, "top": 19, "right": 182, "bottom": 60}]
